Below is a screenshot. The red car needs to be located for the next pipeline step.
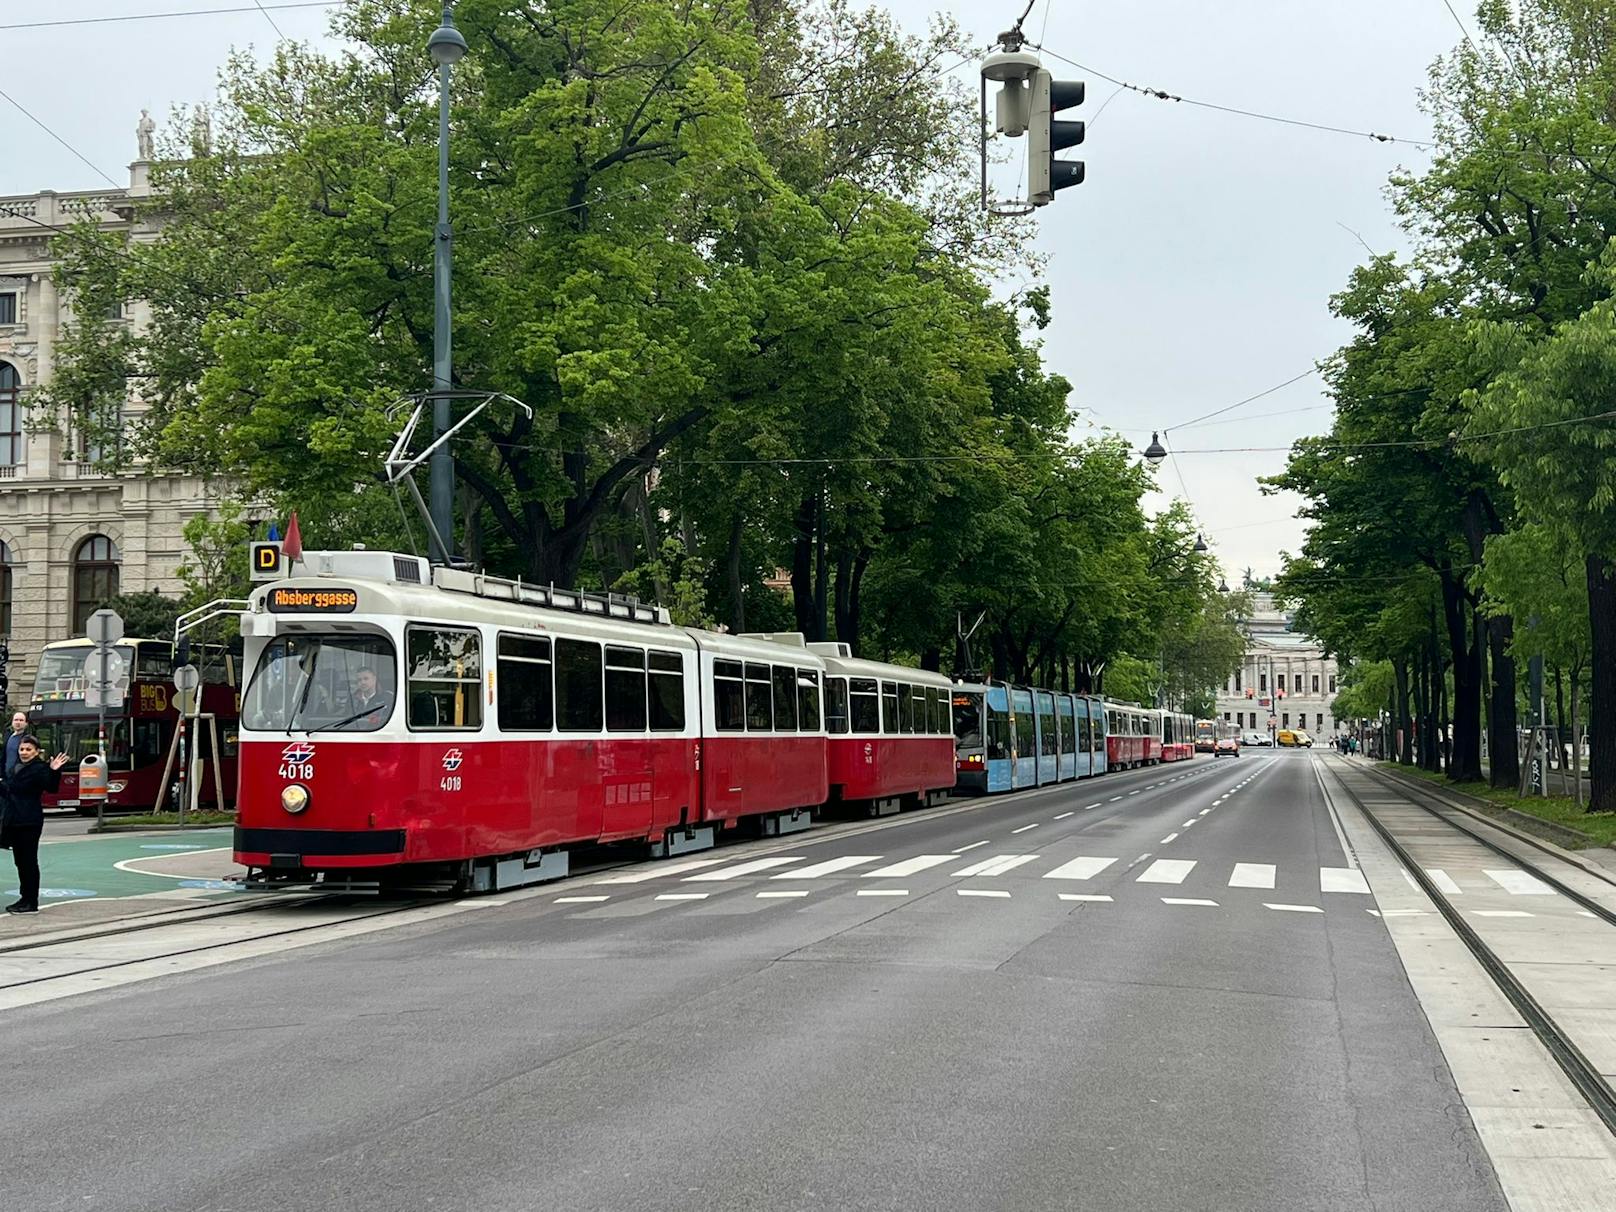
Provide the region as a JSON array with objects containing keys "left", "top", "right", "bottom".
[{"left": 1215, "top": 737, "right": 1239, "bottom": 758}]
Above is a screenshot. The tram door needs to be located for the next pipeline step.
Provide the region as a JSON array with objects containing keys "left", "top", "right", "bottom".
[{"left": 602, "top": 645, "right": 655, "bottom": 837}]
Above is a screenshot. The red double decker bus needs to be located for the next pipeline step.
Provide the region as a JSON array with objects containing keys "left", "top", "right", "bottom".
[{"left": 27, "top": 637, "right": 242, "bottom": 815}]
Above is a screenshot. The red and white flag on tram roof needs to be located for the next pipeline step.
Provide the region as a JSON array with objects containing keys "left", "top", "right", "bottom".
[{"left": 282, "top": 511, "right": 304, "bottom": 562}]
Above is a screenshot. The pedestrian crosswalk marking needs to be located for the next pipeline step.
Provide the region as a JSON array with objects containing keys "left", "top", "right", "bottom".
[
  {"left": 655, "top": 893, "right": 709, "bottom": 901},
  {"left": 1229, "top": 863, "right": 1276, "bottom": 889},
  {"left": 555, "top": 895, "right": 610, "bottom": 903},
  {"left": 863, "top": 855, "right": 954, "bottom": 878},
  {"left": 1058, "top": 893, "right": 1114, "bottom": 902},
  {"left": 1265, "top": 903, "right": 1323, "bottom": 914},
  {"left": 756, "top": 890, "right": 809, "bottom": 899},
  {"left": 957, "top": 889, "right": 1011, "bottom": 898},
  {"left": 1472, "top": 909, "right": 1534, "bottom": 918},
  {"left": 1320, "top": 867, "right": 1371, "bottom": 895},
  {"left": 1162, "top": 897, "right": 1218, "bottom": 906},
  {"left": 1137, "top": 859, "right": 1196, "bottom": 884},
  {"left": 953, "top": 854, "right": 1040, "bottom": 877},
  {"left": 1483, "top": 869, "right": 1555, "bottom": 896},
  {"left": 1043, "top": 856, "right": 1117, "bottom": 881},
  {"left": 685, "top": 857, "right": 804, "bottom": 881},
  {"left": 857, "top": 889, "right": 909, "bottom": 897},
  {"left": 1424, "top": 868, "right": 1462, "bottom": 895},
  {"left": 774, "top": 855, "right": 880, "bottom": 879},
  {"left": 596, "top": 857, "right": 727, "bottom": 884}
]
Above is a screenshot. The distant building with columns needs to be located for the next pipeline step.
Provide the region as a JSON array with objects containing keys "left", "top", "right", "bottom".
[
  {"left": 1214, "top": 592, "right": 1340, "bottom": 739},
  {"left": 0, "top": 145, "right": 219, "bottom": 694}
]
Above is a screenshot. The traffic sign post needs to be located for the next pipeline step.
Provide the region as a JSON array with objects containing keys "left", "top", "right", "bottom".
[
  {"left": 173, "top": 664, "right": 201, "bottom": 825},
  {"left": 83, "top": 609, "right": 125, "bottom": 830}
]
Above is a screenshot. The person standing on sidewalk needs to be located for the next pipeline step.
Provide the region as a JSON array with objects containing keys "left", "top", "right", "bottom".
[
  {"left": 1, "top": 710, "right": 26, "bottom": 805},
  {"left": 0, "top": 737, "right": 68, "bottom": 915}
]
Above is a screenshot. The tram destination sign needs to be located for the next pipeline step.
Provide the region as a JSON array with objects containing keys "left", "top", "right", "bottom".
[{"left": 268, "top": 587, "right": 359, "bottom": 614}]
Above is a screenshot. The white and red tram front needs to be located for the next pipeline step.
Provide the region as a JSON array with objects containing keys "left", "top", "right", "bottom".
[{"left": 234, "top": 553, "right": 828, "bottom": 891}]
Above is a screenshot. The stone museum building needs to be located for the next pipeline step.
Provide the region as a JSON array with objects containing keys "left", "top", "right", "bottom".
[
  {"left": 0, "top": 144, "right": 218, "bottom": 693},
  {"left": 1213, "top": 591, "right": 1340, "bottom": 740}
]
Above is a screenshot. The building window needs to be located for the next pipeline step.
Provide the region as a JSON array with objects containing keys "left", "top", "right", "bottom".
[
  {"left": 1234, "top": 670, "right": 1242, "bottom": 692},
  {"left": 0, "top": 361, "right": 20, "bottom": 466},
  {"left": 1312, "top": 674, "right": 1320, "bottom": 694},
  {"left": 71, "top": 534, "right": 120, "bottom": 634},
  {"left": 1282, "top": 712, "right": 1290, "bottom": 728},
  {"left": 0, "top": 540, "right": 11, "bottom": 635},
  {"left": 1329, "top": 675, "right": 1337, "bottom": 693},
  {"left": 0, "top": 293, "right": 16, "bottom": 325},
  {"left": 77, "top": 405, "right": 121, "bottom": 467},
  {"left": 1317, "top": 713, "right": 1324, "bottom": 731},
  {"left": 1294, "top": 673, "right": 1302, "bottom": 692},
  {"left": 1259, "top": 672, "right": 1267, "bottom": 692},
  {"left": 1223, "top": 711, "right": 1230, "bottom": 722}
]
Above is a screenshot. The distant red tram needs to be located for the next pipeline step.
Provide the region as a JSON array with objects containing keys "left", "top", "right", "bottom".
[{"left": 234, "top": 552, "right": 955, "bottom": 892}]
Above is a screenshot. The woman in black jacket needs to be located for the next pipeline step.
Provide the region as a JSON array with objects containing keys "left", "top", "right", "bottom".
[{"left": 2, "top": 736, "right": 69, "bottom": 915}]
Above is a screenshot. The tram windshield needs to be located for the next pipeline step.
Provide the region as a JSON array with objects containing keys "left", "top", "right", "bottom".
[
  {"left": 952, "top": 693, "right": 983, "bottom": 750},
  {"left": 244, "top": 634, "right": 398, "bottom": 733}
]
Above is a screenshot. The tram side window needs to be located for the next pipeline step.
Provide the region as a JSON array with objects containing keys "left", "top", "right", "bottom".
[
  {"left": 406, "top": 627, "right": 483, "bottom": 730},
  {"left": 850, "top": 677, "right": 880, "bottom": 733},
  {"left": 714, "top": 659, "right": 745, "bottom": 732},
  {"left": 912, "top": 685, "right": 927, "bottom": 734},
  {"left": 923, "top": 687, "right": 938, "bottom": 734},
  {"left": 497, "top": 634, "right": 553, "bottom": 731},
  {"left": 1014, "top": 709, "right": 1035, "bottom": 759},
  {"left": 1063, "top": 713, "right": 1077, "bottom": 754},
  {"left": 648, "top": 651, "right": 685, "bottom": 731},
  {"left": 771, "top": 665, "right": 799, "bottom": 732},
  {"left": 825, "top": 676, "right": 849, "bottom": 734},
  {"left": 988, "top": 708, "right": 1011, "bottom": 761},
  {"left": 797, "top": 669, "right": 821, "bottom": 731},
  {"left": 881, "top": 681, "right": 900, "bottom": 735},
  {"left": 555, "top": 638, "right": 604, "bottom": 732},
  {"left": 1040, "top": 707, "right": 1057, "bottom": 756},
  {"left": 745, "top": 663, "right": 773, "bottom": 731},
  {"left": 898, "top": 683, "right": 914, "bottom": 734},
  {"left": 605, "top": 645, "right": 647, "bottom": 732}
]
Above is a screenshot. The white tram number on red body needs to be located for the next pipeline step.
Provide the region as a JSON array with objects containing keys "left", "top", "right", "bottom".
[
  {"left": 278, "top": 761, "right": 314, "bottom": 781},
  {"left": 440, "top": 748, "right": 465, "bottom": 792}
]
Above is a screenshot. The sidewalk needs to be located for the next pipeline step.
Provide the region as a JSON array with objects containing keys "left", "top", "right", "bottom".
[{"left": 0, "top": 827, "right": 246, "bottom": 940}]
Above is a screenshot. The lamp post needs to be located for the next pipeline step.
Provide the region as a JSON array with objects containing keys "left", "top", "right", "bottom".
[{"left": 426, "top": 4, "right": 468, "bottom": 565}]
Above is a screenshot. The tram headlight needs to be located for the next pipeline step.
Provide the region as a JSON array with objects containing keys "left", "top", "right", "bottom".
[
  {"left": 107, "top": 781, "right": 127, "bottom": 794},
  {"left": 281, "top": 784, "right": 311, "bottom": 815}
]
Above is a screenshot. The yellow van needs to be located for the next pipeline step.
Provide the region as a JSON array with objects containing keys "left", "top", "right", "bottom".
[{"left": 1276, "top": 729, "right": 1300, "bottom": 747}]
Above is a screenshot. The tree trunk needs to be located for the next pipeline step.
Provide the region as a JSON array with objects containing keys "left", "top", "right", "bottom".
[
  {"left": 1572, "top": 666, "right": 1584, "bottom": 810},
  {"left": 790, "top": 495, "right": 819, "bottom": 640},
  {"left": 1393, "top": 655, "right": 1412, "bottom": 765},
  {"left": 1487, "top": 615, "right": 1519, "bottom": 788},
  {"left": 1440, "top": 576, "right": 1483, "bottom": 781},
  {"left": 1584, "top": 555, "right": 1616, "bottom": 813},
  {"left": 725, "top": 511, "right": 746, "bottom": 634},
  {"left": 1554, "top": 666, "right": 1566, "bottom": 740},
  {"left": 832, "top": 549, "right": 869, "bottom": 655}
]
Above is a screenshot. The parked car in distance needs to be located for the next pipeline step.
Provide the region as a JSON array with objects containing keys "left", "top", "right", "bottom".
[
  {"left": 1240, "top": 731, "right": 1268, "bottom": 747},
  {"left": 1215, "top": 737, "right": 1239, "bottom": 758},
  {"left": 1276, "top": 729, "right": 1299, "bottom": 747},
  {"left": 1293, "top": 730, "right": 1314, "bottom": 748}
]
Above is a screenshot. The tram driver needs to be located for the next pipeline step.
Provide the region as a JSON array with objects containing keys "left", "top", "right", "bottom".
[{"left": 347, "top": 667, "right": 392, "bottom": 727}]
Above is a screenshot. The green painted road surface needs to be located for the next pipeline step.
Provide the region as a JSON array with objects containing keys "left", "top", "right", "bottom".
[{"left": 8, "top": 828, "right": 242, "bottom": 902}]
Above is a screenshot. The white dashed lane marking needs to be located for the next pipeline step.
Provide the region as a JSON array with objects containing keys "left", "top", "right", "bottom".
[{"left": 1265, "top": 903, "right": 1323, "bottom": 914}]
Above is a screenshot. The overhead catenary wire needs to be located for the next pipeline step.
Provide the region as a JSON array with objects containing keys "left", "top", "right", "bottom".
[
  {"left": 1036, "top": 46, "right": 1436, "bottom": 149},
  {"left": 0, "top": 3, "right": 336, "bottom": 31},
  {"left": 0, "top": 86, "right": 121, "bottom": 189},
  {"left": 249, "top": 0, "right": 289, "bottom": 41}
]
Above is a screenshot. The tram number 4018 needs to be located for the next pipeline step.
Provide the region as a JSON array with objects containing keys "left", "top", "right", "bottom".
[
  {"left": 279, "top": 762, "right": 314, "bottom": 781},
  {"left": 440, "top": 775, "right": 463, "bottom": 792}
]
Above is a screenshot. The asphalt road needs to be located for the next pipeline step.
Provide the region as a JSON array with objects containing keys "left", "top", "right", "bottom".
[{"left": 1, "top": 751, "right": 1506, "bottom": 1212}]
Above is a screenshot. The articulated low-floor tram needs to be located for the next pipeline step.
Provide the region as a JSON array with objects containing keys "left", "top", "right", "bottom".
[{"left": 233, "top": 550, "right": 957, "bottom": 893}]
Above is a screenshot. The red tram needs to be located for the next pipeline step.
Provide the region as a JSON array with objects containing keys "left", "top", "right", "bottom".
[{"left": 234, "top": 552, "right": 954, "bottom": 892}]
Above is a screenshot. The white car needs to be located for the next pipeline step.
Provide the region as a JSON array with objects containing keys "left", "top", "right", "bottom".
[{"left": 1240, "top": 731, "right": 1270, "bottom": 747}]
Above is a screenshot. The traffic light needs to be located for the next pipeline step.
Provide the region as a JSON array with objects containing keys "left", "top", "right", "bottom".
[{"left": 1028, "top": 69, "right": 1085, "bottom": 206}]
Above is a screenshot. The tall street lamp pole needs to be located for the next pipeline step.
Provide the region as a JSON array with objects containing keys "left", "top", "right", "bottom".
[{"left": 427, "top": 4, "right": 467, "bottom": 565}]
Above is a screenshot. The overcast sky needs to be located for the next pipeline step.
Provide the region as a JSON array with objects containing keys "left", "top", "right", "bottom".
[{"left": 3, "top": 1, "right": 1467, "bottom": 580}]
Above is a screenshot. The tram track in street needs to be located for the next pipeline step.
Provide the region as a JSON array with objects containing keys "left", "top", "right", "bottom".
[{"left": 1325, "top": 759, "right": 1616, "bottom": 1138}]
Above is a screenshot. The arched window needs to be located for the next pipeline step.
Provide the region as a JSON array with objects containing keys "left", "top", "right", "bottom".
[
  {"left": 0, "top": 361, "right": 20, "bottom": 467},
  {"left": 0, "top": 540, "right": 12, "bottom": 635},
  {"left": 72, "top": 535, "right": 120, "bottom": 634}
]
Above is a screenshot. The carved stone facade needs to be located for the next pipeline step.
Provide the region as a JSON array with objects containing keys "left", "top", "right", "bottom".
[
  {"left": 0, "top": 161, "right": 218, "bottom": 694},
  {"left": 1214, "top": 592, "right": 1340, "bottom": 741}
]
